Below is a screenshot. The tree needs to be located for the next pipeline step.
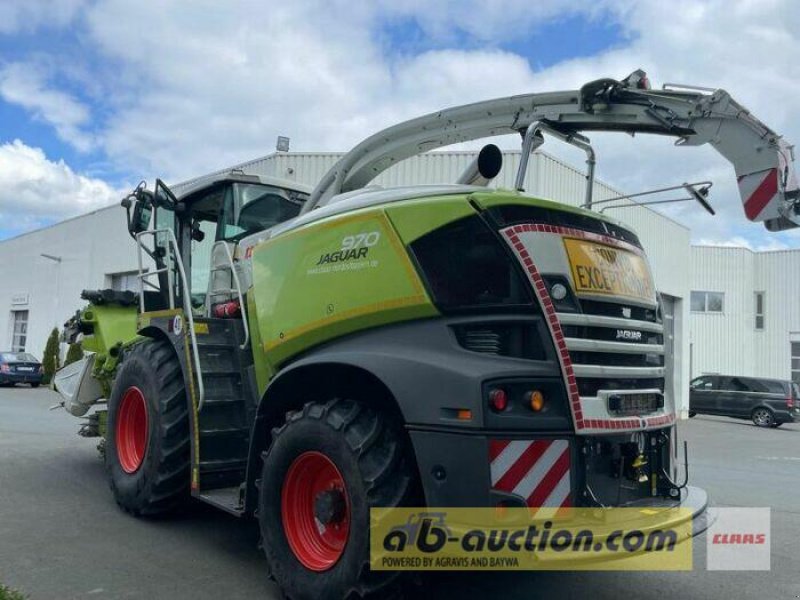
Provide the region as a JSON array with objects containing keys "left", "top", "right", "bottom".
[
  {"left": 42, "top": 328, "right": 60, "bottom": 384},
  {"left": 64, "top": 342, "right": 84, "bottom": 367}
]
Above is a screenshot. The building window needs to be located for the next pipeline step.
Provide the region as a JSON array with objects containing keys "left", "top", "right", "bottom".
[
  {"left": 755, "top": 292, "right": 765, "bottom": 330},
  {"left": 10, "top": 310, "right": 28, "bottom": 352},
  {"left": 792, "top": 342, "right": 800, "bottom": 385},
  {"left": 690, "top": 291, "right": 724, "bottom": 313}
]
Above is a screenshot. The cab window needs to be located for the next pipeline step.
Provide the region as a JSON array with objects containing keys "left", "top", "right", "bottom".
[{"left": 218, "top": 183, "right": 305, "bottom": 241}]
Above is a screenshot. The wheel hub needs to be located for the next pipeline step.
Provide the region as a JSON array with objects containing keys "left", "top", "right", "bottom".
[
  {"left": 281, "top": 451, "right": 350, "bottom": 572},
  {"left": 314, "top": 488, "right": 347, "bottom": 525},
  {"left": 116, "top": 386, "right": 148, "bottom": 474}
]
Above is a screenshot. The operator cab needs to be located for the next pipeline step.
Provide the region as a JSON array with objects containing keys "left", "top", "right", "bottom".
[
  {"left": 125, "top": 172, "right": 310, "bottom": 317},
  {"left": 177, "top": 175, "right": 308, "bottom": 314}
]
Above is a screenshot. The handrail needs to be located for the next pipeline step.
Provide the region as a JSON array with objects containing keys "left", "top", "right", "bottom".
[
  {"left": 135, "top": 228, "right": 205, "bottom": 411},
  {"left": 211, "top": 241, "right": 250, "bottom": 350}
]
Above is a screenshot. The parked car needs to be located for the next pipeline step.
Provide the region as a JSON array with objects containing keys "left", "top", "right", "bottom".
[
  {"left": 689, "top": 374, "right": 800, "bottom": 427},
  {"left": 0, "top": 352, "right": 44, "bottom": 387}
]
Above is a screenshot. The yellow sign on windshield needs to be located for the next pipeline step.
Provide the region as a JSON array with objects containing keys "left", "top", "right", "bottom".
[{"left": 563, "top": 238, "right": 654, "bottom": 302}]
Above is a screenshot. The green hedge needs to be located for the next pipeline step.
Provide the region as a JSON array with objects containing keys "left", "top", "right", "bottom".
[{"left": 0, "top": 584, "right": 27, "bottom": 600}]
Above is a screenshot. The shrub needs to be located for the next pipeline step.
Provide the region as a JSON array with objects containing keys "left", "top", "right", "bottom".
[
  {"left": 0, "top": 583, "right": 27, "bottom": 600},
  {"left": 42, "top": 327, "right": 60, "bottom": 384},
  {"left": 64, "top": 342, "right": 84, "bottom": 366}
]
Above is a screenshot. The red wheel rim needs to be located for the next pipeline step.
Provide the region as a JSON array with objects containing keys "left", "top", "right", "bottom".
[
  {"left": 116, "top": 386, "right": 149, "bottom": 474},
  {"left": 281, "top": 451, "right": 350, "bottom": 571}
]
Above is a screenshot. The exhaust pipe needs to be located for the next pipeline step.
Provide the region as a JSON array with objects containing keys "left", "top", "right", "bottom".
[{"left": 456, "top": 144, "right": 503, "bottom": 186}]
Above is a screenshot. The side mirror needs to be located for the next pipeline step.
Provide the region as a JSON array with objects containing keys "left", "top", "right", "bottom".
[
  {"left": 129, "top": 198, "right": 153, "bottom": 235},
  {"left": 122, "top": 182, "right": 154, "bottom": 236}
]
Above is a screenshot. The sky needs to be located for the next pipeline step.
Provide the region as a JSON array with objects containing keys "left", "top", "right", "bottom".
[{"left": 1, "top": 0, "right": 799, "bottom": 248}]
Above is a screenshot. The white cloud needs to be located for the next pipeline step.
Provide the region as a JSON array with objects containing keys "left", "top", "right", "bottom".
[
  {"left": 0, "top": 62, "right": 95, "bottom": 152},
  {"left": 0, "top": 140, "right": 122, "bottom": 236},
  {"left": 0, "top": 0, "right": 86, "bottom": 34}
]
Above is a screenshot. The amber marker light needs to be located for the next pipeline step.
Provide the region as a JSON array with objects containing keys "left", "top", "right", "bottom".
[{"left": 526, "top": 390, "right": 545, "bottom": 412}]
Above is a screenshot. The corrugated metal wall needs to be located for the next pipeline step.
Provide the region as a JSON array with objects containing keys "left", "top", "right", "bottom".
[
  {"left": 690, "top": 246, "right": 757, "bottom": 378},
  {"left": 755, "top": 251, "right": 800, "bottom": 380},
  {"left": 692, "top": 246, "right": 800, "bottom": 381}
]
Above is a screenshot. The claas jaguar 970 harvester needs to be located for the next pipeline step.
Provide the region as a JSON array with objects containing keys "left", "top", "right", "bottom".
[{"left": 56, "top": 70, "right": 799, "bottom": 599}]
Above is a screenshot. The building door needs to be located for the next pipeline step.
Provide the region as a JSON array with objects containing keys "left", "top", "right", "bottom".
[{"left": 10, "top": 310, "right": 28, "bottom": 352}]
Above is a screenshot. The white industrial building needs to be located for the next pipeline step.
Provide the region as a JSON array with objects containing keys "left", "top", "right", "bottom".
[
  {"left": 690, "top": 246, "right": 800, "bottom": 385},
  {"left": 3, "top": 147, "right": 793, "bottom": 416}
]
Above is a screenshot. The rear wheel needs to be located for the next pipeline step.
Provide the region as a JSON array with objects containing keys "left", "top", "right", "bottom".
[
  {"left": 258, "top": 399, "right": 415, "bottom": 600},
  {"left": 751, "top": 407, "right": 775, "bottom": 428},
  {"left": 31, "top": 383, "right": 40, "bottom": 388},
  {"left": 106, "top": 340, "right": 190, "bottom": 515}
]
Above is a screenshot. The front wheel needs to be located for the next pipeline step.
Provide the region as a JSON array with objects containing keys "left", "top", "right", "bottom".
[
  {"left": 105, "top": 340, "right": 191, "bottom": 516},
  {"left": 751, "top": 407, "right": 775, "bottom": 428},
  {"left": 258, "top": 399, "right": 415, "bottom": 600}
]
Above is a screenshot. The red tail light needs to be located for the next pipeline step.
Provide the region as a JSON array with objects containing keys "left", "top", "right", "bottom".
[
  {"left": 787, "top": 396, "right": 794, "bottom": 409},
  {"left": 0, "top": 364, "right": 9, "bottom": 373},
  {"left": 489, "top": 388, "right": 508, "bottom": 412},
  {"left": 38, "top": 365, "right": 44, "bottom": 375}
]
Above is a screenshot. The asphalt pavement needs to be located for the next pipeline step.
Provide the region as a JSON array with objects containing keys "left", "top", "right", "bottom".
[{"left": 1, "top": 386, "right": 798, "bottom": 599}]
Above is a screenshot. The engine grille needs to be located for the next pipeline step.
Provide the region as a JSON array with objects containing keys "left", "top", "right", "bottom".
[
  {"left": 453, "top": 323, "right": 547, "bottom": 361},
  {"left": 559, "top": 299, "right": 665, "bottom": 399}
]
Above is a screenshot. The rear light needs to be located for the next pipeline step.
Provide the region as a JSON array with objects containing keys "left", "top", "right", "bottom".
[
  {"left": 488, "top": 388, "right": 508, "bottom": 412},
  {"left": 0, "top": 364, "right": 9, "bottom": 373},
  {"left": 526, "top": 390, "right": 545, "bottom": 412},
  {"left": 38, "top": 365, "right": 44, "bottom": 375},
  {"left": 787, "top": 396, "right": 794, "bottom": 409}
]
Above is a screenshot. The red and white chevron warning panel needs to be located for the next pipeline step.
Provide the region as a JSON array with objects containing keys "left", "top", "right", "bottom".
[
  {"left": 489, "top": 439, "right": 572, "bottom": 508},
  {"left": 739, "top": 167, "right": 778, "bottom": 221}
]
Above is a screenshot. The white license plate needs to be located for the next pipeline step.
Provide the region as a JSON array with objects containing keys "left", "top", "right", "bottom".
[{"left": 17, "top": 367, "right": 34, "bottom": 372}]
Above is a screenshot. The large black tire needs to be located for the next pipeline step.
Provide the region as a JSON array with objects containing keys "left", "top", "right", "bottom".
[
  {"left": 258, "top": 399, "right": 415, "bottom": 600},
  {"left": 105, "top": 340, "right": 191, "bottom": 516}
]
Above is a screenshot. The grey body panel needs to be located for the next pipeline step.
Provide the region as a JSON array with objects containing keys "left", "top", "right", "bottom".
[{"left": 270, "top": 314, "right": 564, "bottom": 429}]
